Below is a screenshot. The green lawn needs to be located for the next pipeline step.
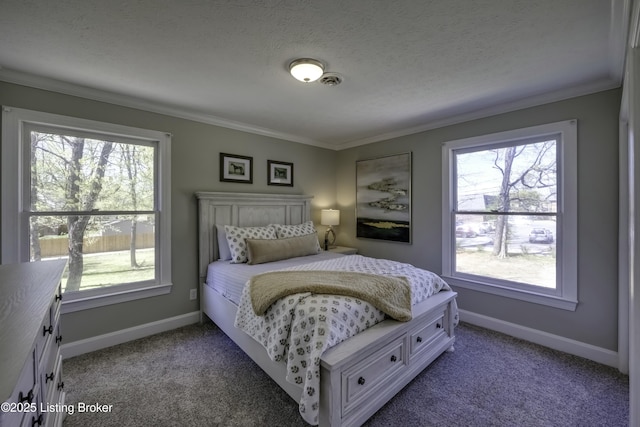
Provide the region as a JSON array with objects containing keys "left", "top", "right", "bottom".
[
  {"left": 456, "top": 249, "right": 555, "bottom": 288},
  {"left": 49, "top": 248, "right": 155, "bottom": 291}
]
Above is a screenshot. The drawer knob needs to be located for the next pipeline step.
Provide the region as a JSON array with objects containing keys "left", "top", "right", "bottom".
[
  {"left": 436, "top": 323, "right": 442, "bottom": 329},
  {"left": 55, "top": 293, "right": 62, "bottom": 302},
  {"left": 416, "top": 336, "right": 423, "bottom": 343},
  {"left": 357, "top": 377, "right": 366, "bottom": 385},
  {"left": 56, "top": 335, "right": 63, "bottom": 344},
  {"left": 32, "top": 414, "right": 43, "bottom": 426},
  {"left": 43, "top": 325, "right": 53, "bottom": 336},
  {"left": 46, "top": 372, "right": 54, "bottom": 383},
  {"left": 57, "top": 381, "right": 65, "bottom": 391},
  {"left": 390, "top": 355, "right": 397, "bottom": 362},
  {"left": 19, "top": 389, "right": 33, "bottom": 403}
]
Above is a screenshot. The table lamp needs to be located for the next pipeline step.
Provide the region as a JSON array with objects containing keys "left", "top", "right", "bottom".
[{"left": 321, "top": 209, "right": 340, "bottom": 250}]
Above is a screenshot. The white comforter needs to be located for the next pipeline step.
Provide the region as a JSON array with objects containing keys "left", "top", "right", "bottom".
[{"left": 234, "top": 255, "right": 455, "bottom": 425}]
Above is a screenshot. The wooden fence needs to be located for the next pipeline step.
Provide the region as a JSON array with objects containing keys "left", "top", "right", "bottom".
[{"left": 39, "top": 233, "right": 155, "bottom": 257}]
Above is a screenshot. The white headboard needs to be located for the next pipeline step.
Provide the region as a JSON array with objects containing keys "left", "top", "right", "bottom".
[{"left": 195, "top": 191, "right": 313, "bottom": 280}]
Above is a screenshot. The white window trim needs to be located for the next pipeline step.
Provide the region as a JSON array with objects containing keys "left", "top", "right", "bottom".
[
  {"left": 442, "top": 120, "right": 578, "bottom": 311},
  {"left": 1, "top": 106, "right": 172, "bottom": 313}
]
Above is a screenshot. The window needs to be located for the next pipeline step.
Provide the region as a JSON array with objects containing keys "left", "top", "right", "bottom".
[
  {"left": 442, "top": 120, "right": 577, "bottom": 310},
  {"left": 2, "top": 107, "right": 172, "bottom": 313}
]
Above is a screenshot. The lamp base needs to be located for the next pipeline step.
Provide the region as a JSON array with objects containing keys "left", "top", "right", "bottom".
[{"left": 324, "top": 227, "right": 336, "bottom": 251}]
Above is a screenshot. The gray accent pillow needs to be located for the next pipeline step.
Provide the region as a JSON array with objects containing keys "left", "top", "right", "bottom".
[{"left": 246, "top": 233, "right": 320, "bottom": 265}]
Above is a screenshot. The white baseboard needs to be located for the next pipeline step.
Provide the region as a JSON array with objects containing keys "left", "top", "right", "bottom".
[
  {"left": 60, "top": 311, "right": 201, "bottom": 359},
  {"left": 459, "top": 309, "right": 620, "bottom": 369}
]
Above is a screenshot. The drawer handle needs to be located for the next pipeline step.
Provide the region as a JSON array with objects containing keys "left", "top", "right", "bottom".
[
  {"left": 416, "top": 336, "right": 423, "bottom": 343},
  {"left": 55, "top": 293, "right": 62, "bottom": 302},
  {"left": 43, "top": 325, "right": 53, "bottom": 336},
  {"left": 390, "top": 355, "right": 397, "bottom": 362},
  {"left": 19, "top": 389, "right": 33, "bottom": 403},
  {"left": 436, "top": 323, "right": 442, "bottom": 329},
  {"left": 46, "top": 372, "right": 55, "bottom": 383},
  {"left": 357, "top": 377, "right": 365, "bottom": 386},
  {"left": 56, "top": 335, "right": 63, "bottom": 344},
  {"left": 32, "top": 414, "right": 43, "bottom": 426},
  {"left": 57, "top": 381, "right": 65, "bottom": 391}
]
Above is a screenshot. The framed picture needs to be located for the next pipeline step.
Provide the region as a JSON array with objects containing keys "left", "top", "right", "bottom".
[
  {"left": 267, "top": 160, "right": 294, "bottom": 187},
  {"left": 220, "top": 153, "right": 253, "bottom": 183},
  {"left": 356, "top": 152, "right": 412, "bottom": 243}
]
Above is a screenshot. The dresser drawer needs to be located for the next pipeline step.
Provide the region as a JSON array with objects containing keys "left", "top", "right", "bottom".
[
  {"left": 40, "top": 341, "right": 58, "bottom": 401},
  {"left": 38, "top": 355, "right": 63, "bottom": 427},
  {"left": 52, "top": 284, "right": 63, "bottom": 318},
  {"left": 341, "top": 336, "right": 406, "bottom": 415},
  {"left": 1, "top": 351, "right": 37, "bottom": 427},
  {"left": 409, "top": 310, "right": 447, "bottom": 360},
  {"left": 35, "top": 307, "right": 55, "bottom": 365}
]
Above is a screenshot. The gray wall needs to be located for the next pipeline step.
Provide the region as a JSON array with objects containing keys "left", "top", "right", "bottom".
[
  {"left": 336, "top": 89, "right": 621, "bottom": 351},
  {"left": 0, "top": 81, "right": 621, "bottom": 352},
  {"left": 0, "top": 81, "right": 338, "bottom": 342}
]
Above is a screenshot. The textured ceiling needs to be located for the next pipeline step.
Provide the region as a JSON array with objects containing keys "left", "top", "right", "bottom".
[{"left": 0, "top": 0, "right": 628, "bottom": 149}]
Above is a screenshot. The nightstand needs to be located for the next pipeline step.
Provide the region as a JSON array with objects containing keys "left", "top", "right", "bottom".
[{"left": 328, "top": 246, "right": 358, "bottom": 255}]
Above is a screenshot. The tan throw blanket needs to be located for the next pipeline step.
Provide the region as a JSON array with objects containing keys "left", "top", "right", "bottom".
[{"left": 249, "top": 270, "right": 412, "bottom": 321}]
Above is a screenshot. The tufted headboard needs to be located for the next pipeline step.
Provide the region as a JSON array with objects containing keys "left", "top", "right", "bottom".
[{"left": 195, "top": 191, "right": 313, "bottom": 282}]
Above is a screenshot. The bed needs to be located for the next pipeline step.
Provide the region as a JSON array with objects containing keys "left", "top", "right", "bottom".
[{"left": 196, "top": 191, "right": 458, "bottom": 426}]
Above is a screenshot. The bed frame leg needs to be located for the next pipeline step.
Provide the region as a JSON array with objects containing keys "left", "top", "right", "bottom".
[{"left": 446, "top": 345, "right": 455, "bottom": 352}]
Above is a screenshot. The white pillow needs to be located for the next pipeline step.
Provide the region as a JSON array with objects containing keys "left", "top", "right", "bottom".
[
  {"left": 272, "top": 221, "right": 321, "bottom": 253},
  {"left": 224, "top": 225, "right": 277, "bottom": 263},
  {"left": 216, "top": 224, "right": 232, "bottom": 261}
]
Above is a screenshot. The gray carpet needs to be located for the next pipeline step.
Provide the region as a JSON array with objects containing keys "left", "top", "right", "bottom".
[{"left": 62, "top": 321, "right": 629, "bottom": 427}]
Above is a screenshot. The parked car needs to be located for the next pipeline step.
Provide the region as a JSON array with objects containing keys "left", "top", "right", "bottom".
[
  {"left": 456, "top": 224, "right": 477, "bottom": 238},
  {"left": 529, "top": 228, "right": 554, "bottom": 243},
  {"left": 479, "top": 221, "right": 496, "bottom": 234}
]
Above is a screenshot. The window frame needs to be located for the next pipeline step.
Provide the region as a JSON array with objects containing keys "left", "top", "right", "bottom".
[
  {"left": 2, "top": 106, "right": 172, "bottom": 313},
  {"left": 441, "top": 120, "right": 577, "bottom": 311}
]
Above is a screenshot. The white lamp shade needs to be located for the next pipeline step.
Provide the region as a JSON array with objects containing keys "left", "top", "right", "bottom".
[
  {"left": 321, "top": 209, "right": 340, "bottom": 226},
  {"left": 290, "top": 59, "right": 324, "bottom": 83}
]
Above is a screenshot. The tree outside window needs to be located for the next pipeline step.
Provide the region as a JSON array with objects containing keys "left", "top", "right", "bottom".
[
  {"left": 3, "top": 107, "right": 171, "bottom": 312},
  {"left": 442, "top": 120, "right": 577, "bottom": 310},
  {"left": 454, "top": 139, "right": 557, "bottom": 289},
  {"left": 28, "top": 128, "right": 157, "bottom": 293}
]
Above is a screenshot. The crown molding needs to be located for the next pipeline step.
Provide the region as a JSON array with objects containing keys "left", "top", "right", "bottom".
[
  {"left": 0, "top": 68, "right": 337, "bottom": 150},
  {"left": 0, "top": 67, "right": 622, "bottom": 152},
  {"left": 338, "top": 78, "right": 622, "bottom": 150}
]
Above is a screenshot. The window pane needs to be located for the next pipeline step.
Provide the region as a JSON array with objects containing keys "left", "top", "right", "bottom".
[
  {"left": 455, "top": 214, "right": 556, "bottom": 288},
  {"left": 30, "top": 131, "right": 155, "bottom": 212},
  {"left": 456, "top": 139, "right": 557, "bottom": 213},
  {"left": 30, "top": 215, "right": 156, "bottom": 292}
]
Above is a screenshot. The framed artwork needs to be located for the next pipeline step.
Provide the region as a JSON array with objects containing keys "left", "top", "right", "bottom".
[
  {"left": 356, "top": 152, "right": 412, "bottom": 243},
  {"left": 267, "top": 160, "right": 294, "bottom": 186},
  {"left": 220, "top": 153, "right": 253, "bottom": 183}
]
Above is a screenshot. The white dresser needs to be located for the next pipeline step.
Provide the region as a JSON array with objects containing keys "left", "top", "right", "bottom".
[{"left": 0, "top": 260, "right": 67, "bottom": 427}]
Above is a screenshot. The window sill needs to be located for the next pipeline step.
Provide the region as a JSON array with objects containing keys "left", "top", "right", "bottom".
[
  {"left": 442, "top": 275, "right": 578, "bottom": 311},
  {"left": 61, "top": 283, "right": 173, "bottom": 314}
]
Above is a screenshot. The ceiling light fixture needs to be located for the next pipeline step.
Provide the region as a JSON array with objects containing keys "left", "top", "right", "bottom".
[{"left": 289, "top": 58, "right": 324, "bottom": 83}]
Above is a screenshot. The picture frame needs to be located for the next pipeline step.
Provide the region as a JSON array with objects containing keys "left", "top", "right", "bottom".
[
  {"left": 220, "top": 153, "right": 253, "bottom": 183},
  {"left": 267, "top": 160, "right": 294, "bottom": 187},
  {"left": 356, "top": 152, "right": 412, "bottom": 243}
]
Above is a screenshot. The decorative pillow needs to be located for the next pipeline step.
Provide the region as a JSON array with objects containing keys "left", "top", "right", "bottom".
[
  {"left": 246, "top": 233, "right": 320, "bottom": 265},
  {"left": 216, "top": 224, "right": 232, "bottom": 261},
  {"left": 224, "top": 225, "right": 277, "bottom": 263},
  {"left": 272, "top": 221, "right": 321, "bottom": 252}
]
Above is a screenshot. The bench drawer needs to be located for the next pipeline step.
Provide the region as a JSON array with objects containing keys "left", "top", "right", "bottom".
[{"left": 342, "top": 336, "right": 406, "bottom": 415}]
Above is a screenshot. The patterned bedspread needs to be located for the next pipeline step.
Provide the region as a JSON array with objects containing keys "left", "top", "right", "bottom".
[{"left": 234, "top": 255, "right": 455, "bottom": 425}]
